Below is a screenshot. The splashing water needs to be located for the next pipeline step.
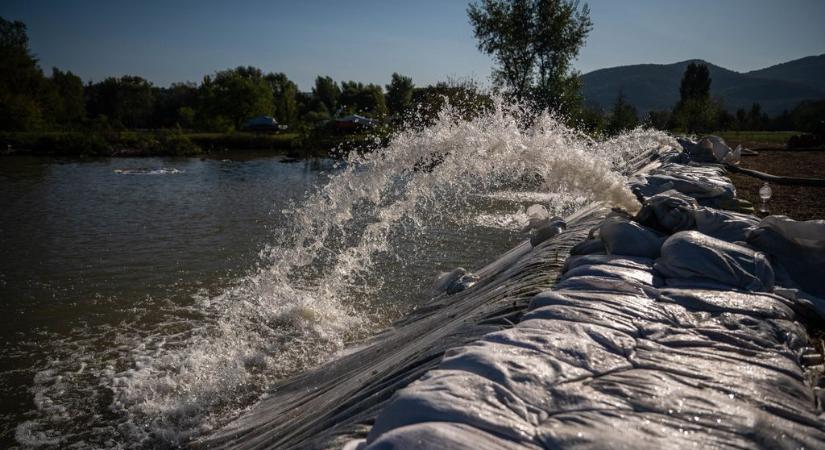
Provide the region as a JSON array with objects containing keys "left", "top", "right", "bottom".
[{"left": 17, "top": 101, "right": 677, "bottom": 447}]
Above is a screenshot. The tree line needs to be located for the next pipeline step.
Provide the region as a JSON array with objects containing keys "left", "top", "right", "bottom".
[
  {"left": 581, "top": 62, "right": 825, "bottom": 136},
  {"left": 2, "top": 17, "right": 473, "bottom": 134},
  {"left": 467, "top": 1, "right": 823, "bottom": 136},
  {"left": 5, "top": 5, "right": 822, "bottom": 139}
]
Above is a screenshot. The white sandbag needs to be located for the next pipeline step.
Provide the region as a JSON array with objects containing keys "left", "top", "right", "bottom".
[
  {"left": 440, "top": 338, "right": 592, "bottom": 404},
  {"left": 656, "top": 288, "right": 794, "bottom": 320},
  {"left": 636, "top": 189, "right": 757, "bottom": 242},
  {"left": 561, "top": 263, "right": 660, "bottom": 287},
  {"left": 363, "top": 422, "right": 540, "bottom": 450},
  {"left": 693, "top": 207, "right": 758, "bottom": 242},
  {"left": 697, "top": 135, "right": 740, "bottom": 164},
  {"left": 635, "top": 189, "right": 698, "bottom": 233},
  {"left": 569, "top": 238, "right": 606, "bottom": 255},
  {"left": 654, "top": 231, "right": 774, "bottom": 291},
  {"left": 746, "top": 216, "right": 825, "bottom": 297},
  {"left": 366, "top": 370, "right": 538, "bottom": 444},
  {"left": 599, "top": 215, "right": 666, "bottom": 258}
]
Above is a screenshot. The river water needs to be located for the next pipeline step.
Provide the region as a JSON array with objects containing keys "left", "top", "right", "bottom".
[{"left": 0, "top": 106, "right": 675, "bottom": 448}]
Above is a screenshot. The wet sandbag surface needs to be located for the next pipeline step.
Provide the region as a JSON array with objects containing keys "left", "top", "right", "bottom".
[
  {"left": 356, "top": 138, "right": 825, "bottom": 450},
  {"left": 746, "top": 215, "right": 825, "bottom": 298}
]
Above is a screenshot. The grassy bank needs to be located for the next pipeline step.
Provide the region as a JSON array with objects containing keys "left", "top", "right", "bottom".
[{"left": 0, "top": 130, "right": 384, "bottom": 158}]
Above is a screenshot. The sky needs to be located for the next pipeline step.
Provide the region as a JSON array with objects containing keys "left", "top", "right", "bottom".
[{"left": 2, "top": 0, "right": 824, "bottom": 90}]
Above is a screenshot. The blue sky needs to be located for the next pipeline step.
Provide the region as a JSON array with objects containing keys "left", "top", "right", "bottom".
[{"left": 2, "top": 0, "right": 824, "bottom": 90}]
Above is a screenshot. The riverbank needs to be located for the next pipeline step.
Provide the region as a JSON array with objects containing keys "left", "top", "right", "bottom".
[{"left": 0, "top": 130, "right": 385, "bottom": 158}]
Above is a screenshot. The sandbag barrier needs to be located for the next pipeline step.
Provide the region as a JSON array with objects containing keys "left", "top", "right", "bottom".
[
  {"left": 348, "top": 140, "right": 825, "bottom": 449},
  {"left": 200, "top": 144, "right": 667, "bottom": 449}
]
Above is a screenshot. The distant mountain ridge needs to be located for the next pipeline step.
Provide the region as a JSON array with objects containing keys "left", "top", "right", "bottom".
[{"left": 581, "top": 54, "right": 825, "bottom": 116}]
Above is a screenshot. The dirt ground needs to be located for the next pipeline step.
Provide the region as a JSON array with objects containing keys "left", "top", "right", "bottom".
[{"left": 726, "top": 150, "right": 825, "bottom": 221}]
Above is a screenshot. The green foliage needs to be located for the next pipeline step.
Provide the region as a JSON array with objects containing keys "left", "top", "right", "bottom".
[
  {"left": 0, "top": 17, "right": 49, "bottom": 130},
  {"left": 607, "top": 92, "right": 638, "bottom": 134},
  {"left": 339, "top": 81, "right": 387, "bottom": 118},
  {"left": 645, "top": 110, "right": 672, "bottom": 131},
  {"left": 679, "top": 62, "right": 711, "bottom": 103},
  {"left": 385, "top": 73, "right": 415, "bottom": 117},
  {"left": 788, "top": 100, "right": 825, "bottom": 134},
  {"left": 468, "top": 0, "right": 592, "bottom": 114},
  {"left": 672, "top": 63, "right": 720, "bottom": 133},
  {"left": 50, "top": 68, "right": 85, "bottom": 125},
  {"left": 410, "top": 78, "right": 494, "bottom": 126},
  {"left": 672, "top": 98, "right": 720, "bottom": 134},
  {"left": 266, "top": 72, "right": 299, "bottom": 127},
  {"left": 312, "top": 76, "right": 340, "bottom": 114},
  {"left": 196, "top": 67, "right": 274, "bottom": 131},
  {"left": 153, "top": 82, "right": 198, "bottom": 128},
  {"left": 86, "top": 75, "right": 156, "bottom": 128},
  {"left": 578, "top": 106, "right": 606, "bottom": 134}
]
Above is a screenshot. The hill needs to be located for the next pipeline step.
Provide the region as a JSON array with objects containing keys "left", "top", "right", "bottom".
[
  {"left": 747, "top": 54, "right": 825, "bottom": 91},
  {"left": 581, "top": 56, "right": 825, "bottom": 116}
]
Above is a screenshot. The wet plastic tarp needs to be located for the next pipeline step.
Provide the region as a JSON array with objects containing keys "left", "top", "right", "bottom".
[
  {"left": 636, "top": 189, "right": 757, "bottom": 242},
  {"left": 654, "top": 230, "right": 775, "bottom": 292},
  {"left": 354, "top": 138, "right": 825, "bottom": 450},
  {"left": 747, "top": 215, "right": 825, "bottom": 298}
]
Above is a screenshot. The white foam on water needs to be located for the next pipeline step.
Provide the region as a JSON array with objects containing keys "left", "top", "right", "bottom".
[
  {"left": 114, "top": 168, "right": 184, "bottom": 175},
  {"left": 18, "top": 100, "right": 677, "bottom": 447}
]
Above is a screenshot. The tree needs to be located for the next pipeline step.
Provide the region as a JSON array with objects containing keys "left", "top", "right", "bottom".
[
  {"left": 197, "top": 66, "right": 273, "bottom": 131},
  {"left": 266, "top": 72, "right": 299, "bottom": 126},
  {"left": 467, "top": 0, "right": 592, "bottom": 113},
  {"left": 746, "top": 103, "right": 767, "bottom": 130},
  {"left": 339, "top": 81, "right": 387, "bottom": 118},
  {"left": 607, "top": 92, "right": 638, "bottom": 134},
  {"left": 49, "top": 68, "right": 85, "bottom": 126},
  {"left": 385, "top": 73, "right": 414, "bottom": 117},
  {"left": 312, "top": 75, "right": 340, "bottom": 115},
  {"left": 153, "top": 82, "right": 198, "bottom": 128},
  {"left": 86, "top": 75, "right": 156, "bottom": 128},
  {"left": 410, "top": 78, "right": 493, "bottom": 126},
  {"left": 678, "top": 62, "right": 711, "bottom": 103},
  {"left": 0, "top": 17, "right": 49, "bottom": 130},
  {"left": 672, "top": 62, "right": 717, "bottom": 133},
  {"left": 646, "top": 110, "right": 671, "bottom": 131},
  {"left": 579, "top": 105, "right": 606, "bottom": 134}
]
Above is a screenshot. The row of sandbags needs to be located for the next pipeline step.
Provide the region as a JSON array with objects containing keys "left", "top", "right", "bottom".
[{"left": 347, "top": 138, "right": 825, "bottom": 449}]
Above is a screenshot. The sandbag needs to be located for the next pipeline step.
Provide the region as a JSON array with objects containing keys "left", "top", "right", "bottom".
[
  {"left": 599, "top": 215, "right": 666, "bottom": 258},
  {"left": 563, "top": 254, "right": 654, "bottom": 274},
  {"left": 569, "top": 238, "right": 606, "bottom": 255},
  {"left": 654, "top": 231, "right": 774, "bottom": 291},
  {"left": 693, "top": 207, "right": 758, "bottom": 243},
  {"left": 696, "top": 135, "right": 741, "bottom": 164},
  {"left": 636, "top": 189, "right": 757, "bottom": 242},
  {"left": 635, "top": 189, "right": 698, "bottom": 233},
  {"left": 360, "top": 422, "right": 540, "bottom": 450},
  {"left": 746, "top": 215, "right": 825, "bottom": 298},
  {"left": 366, "top": 370, "right": 538, "bottom": 444}
]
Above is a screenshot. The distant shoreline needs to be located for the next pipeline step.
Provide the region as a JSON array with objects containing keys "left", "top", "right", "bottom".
[{"left": 0, "top": 130, "right": 384, "bottom": 158}]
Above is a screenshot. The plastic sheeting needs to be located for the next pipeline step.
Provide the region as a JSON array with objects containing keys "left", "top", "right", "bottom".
[
  {"left": 681, "top": 135, "right": 741, "bottom": 165},
  {"left": 655, "top": 230, "right": 774, "bottom": 292},
  {"left": 630, "top": 162, "right": 739, "bottom": 210},
  {"left": 355, "top": 137, "right": 825, "bottom": 450},
  {"left": 635, "top": 189, "right": 758, "bottom": 242},
  {"left": 598, "top": 215, "right": 666, "bottom": 258},
  {"left": 747, "top": 215, "right": 825, "bottom": 298},
  {"left": 358, "top": 252, "right": 823, "bottom": 448}
]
